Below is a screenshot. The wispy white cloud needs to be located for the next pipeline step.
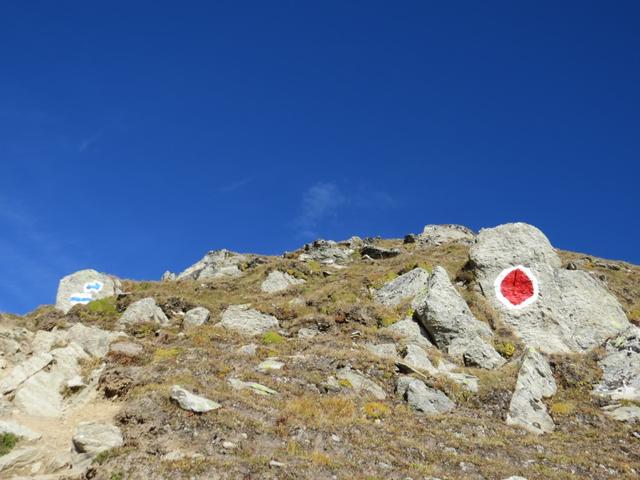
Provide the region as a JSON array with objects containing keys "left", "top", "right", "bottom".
[
  {"left": 78, "top": 131, "right": 102, "bottom": 153},
  {"left": 293, "top": 181, "right": 397, "bottom": 239},
  {"left": 217, "top": 177, "right": 252, "bottom": 193},
  {"left": 294, "top": 182, "right": 346, "bottom": 238},
  {"left": 0, "top": 195, "right": 80, "bottom": 313}
]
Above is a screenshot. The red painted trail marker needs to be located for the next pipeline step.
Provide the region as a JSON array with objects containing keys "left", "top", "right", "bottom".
[{"left": 494, "top": 266, "right": 539, "bottom": 309}]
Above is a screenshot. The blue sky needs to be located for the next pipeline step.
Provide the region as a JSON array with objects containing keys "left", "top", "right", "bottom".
[{"left": 1, "top": 1, "right": 639, "bottom": 314}]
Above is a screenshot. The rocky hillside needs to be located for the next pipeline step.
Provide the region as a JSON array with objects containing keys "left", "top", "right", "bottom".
[{"left": 0, "top": 223, "right": 639, "bottom": 480}]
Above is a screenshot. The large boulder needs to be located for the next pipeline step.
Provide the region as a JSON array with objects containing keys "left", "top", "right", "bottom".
[
  {"left": 417, "top": 224, "right": 475, "bottom": 246},
  {"left": 469, "top": 223, "right": 630, "bottom": 353},
  {"left": 506, "top": 349, "right": 557, "bottom": 434},
  {"left": 183, "top": 307, "right": 211, "bottom": 329},
  {"left": 67, "top": 323, "right": 126, "bottom": 358},
  {"left": 414, "top": 267, "right": 504, "bottom": 369},
  {"left": 55, "top": 269, "right": 121, "bottom": 314},
  {"left": 13, "top": 342, "right": 88, "bottom": 417},
  {"left": 118, "top": 298, "right": 169, "bottom": 328},
  {"left": 219, "top": 305, "right": 279, "bottom": 336},
  {"left": 374, "top": 268, "right": 430, "bottom": 307},
  {"left": 176, "top": 249, "right": 248, "bottom": 281},
  {"left": 0, "top": 352, "right": 53, "bottom": 394},
  {"left": 261, "top": 271, "right": 305, "bottom": 294},
  {"left": 396, "top": 376, "right": 455, "bottom": 415},
  {"left": 593, "top": 326, "right": 640, "bottom": 401},
  {"left": 72, "top": 422, "right": 123, "bottom": 456}
]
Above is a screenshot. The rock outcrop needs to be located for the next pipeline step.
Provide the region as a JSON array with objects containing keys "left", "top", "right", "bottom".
[
  {"left": 417, "top": 224, "right": 476, "bottom": 245},
  {"left": 55, "top": 269, "right": 121, "bottom": 314},
  {"left": 336, "top": 367, "right": 386, "bottom": 400},
  {"left": 182, "top": 306, "right": 211, "bottom": 329},
  {"left": 396, "top": 375, "right": 455, "bottom": 415},
  {"left": 219, "top": 305, "right": 279, "bottom": 336},
  {"left": 118, "top": 297, "right": 169, "bottom": 328},
  {"left": 261, "top": 271, "right": 305, "bottom": 294},
  {"left": 594, "top": 326, "right": 640, "bottom": 401},
  {"left": 374, "top": 268, "right": 430, "bottom": 307},
  {"left": 176, "top": 249, "right": 248, "bottom": 281},
  {"left": 298, "top": 239, "right": 355, "bottom": 265},
  {"left": 414, "top": 267, "right": 504, "bottom": 369},
  {"left": 506, "top": 349, "right": 557, "bottom": 434},
  {"left": 470, "top": 223, "right": 630, "bottom": 353}
]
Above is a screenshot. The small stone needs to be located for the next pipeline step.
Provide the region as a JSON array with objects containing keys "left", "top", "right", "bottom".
[
  {"left": 228, "top": 378, "right": 278, "bottom": 395},
  {"left": 170, "top": 385, "right": 221, "bottom": 413},
  {"left": 222, "top": 441, "right": 237, "bottom": 449},
  {"left": 297, "top": 328, "right": 318, "bottom": 339},
  {"left": 257, "top": 358, "right": 284, "bottom": 372},
  {"left": 238, "top": 344, "right": 258, "bottom": 355}
]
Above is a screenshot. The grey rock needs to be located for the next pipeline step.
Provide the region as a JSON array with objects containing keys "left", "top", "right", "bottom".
[
  {"left": 416, "top": 267, "right": 493, "bottom": 344},
  {"left": 66, "top": 375, "right": 86, "bottom": 389},
  {"left": 366, "top": 343, "right": 398, "bottom": 359},
  {"left": 360, "top": 245, "right": 401, "bottom": 259},
  {"left": 67, "top": 323, "right": 126, "bottom": 358},
  {"left": 0, "top": 420, "right": 42, "bottom": 441},
  {"left": 109, "top": 341, "right": 144, "bottom": 358},
  {"left": 170, "top": 385, "right": 221, "bottom": 412},
  {"left": 161, "top": 271, "right": 176, "bottom": 281},
  {"left": 297, "top": 328, "right": 318, "bottom": 339},
  {"left": 0, "top": 446, "right": 44, "bottom": 475},
  {"left": 594, "top": 326, "right": 640, "bottom": 401},
  {"left": 14, "top": 342, "right": 88, "bottom": 417},
  {"left": 118, "top": 298, "right": 169, "bottom": 328},
  {"left": 374, "top": 268, "right": 430, "bottom": 307},
  {"left": 0, "top": 352, "right": 53, "bottom": 394},
  {"left": 400, "top": 345, "right": 480, "bottom": 392},
  {"left": 31, "top": 329, "right": 68, "bottom": 354},
  {"left": 237, "top": 343, "right": 258, "bottom": 355},
  {"left": 219, "top": 305, "right": 279, "bottom": 336},
  {"left": 448, "top": 336, "right": 506, "bottom": 369},
  {"left": 470, "top": 223, "right": 629, "bottom": 353},
  {"left": 403, "top": 344, "right": 436, "bottom": 372},
  {"left": 176, "top": 249, "right": 247, "bottom": 281},
  {"left": 256, "top": 358, "right": 284, "bottom": 372},
  {"left": 414, "top": 267, "right": 503, "bottom": 368},
  {"left": 471, "top": 223, "right": 561, "bottom": 273},
  {"left": 506, "top": 349, "right": 557, "bottom": 434},
  {"left": 336, "top": 367, "right": 386, "bottom": 400},
  {"left": 298, "top": 239, "right": 354, "bottom": 265},
  {"left": 417, "top": 224, "right": 475, "bottom": 246},
  {"left": 603, "top": 404, "right": 640, "bottom": 422},
  {"left": 261, "top": 271, "right": 305, "bottom": 294},
  {"left": 396, "top": 376, "right": 455, "bottom": 415},
  {"left": 183, "top": 306, "right": 211, "bottom": 329},
  {"left": 55, "top": 269, "right": 121, "bottom": 314},
  {"left": 227, "top": 378, "right": 278, "bottom": 395},
  {"left": 72, "top": 422, "right": 123, "bottom": 457},
  {"left": 384, "top": 318, "right": 433, "bottom": 348}
]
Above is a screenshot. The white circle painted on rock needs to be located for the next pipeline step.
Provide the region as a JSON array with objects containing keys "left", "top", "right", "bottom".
[{"left": 493, "top": 265, "right": 539, "bottom": 310}]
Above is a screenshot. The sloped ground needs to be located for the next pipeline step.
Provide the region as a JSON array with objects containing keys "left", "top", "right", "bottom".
[{"left": 3, "top": 238, "right": 640, "bottom": 480}]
